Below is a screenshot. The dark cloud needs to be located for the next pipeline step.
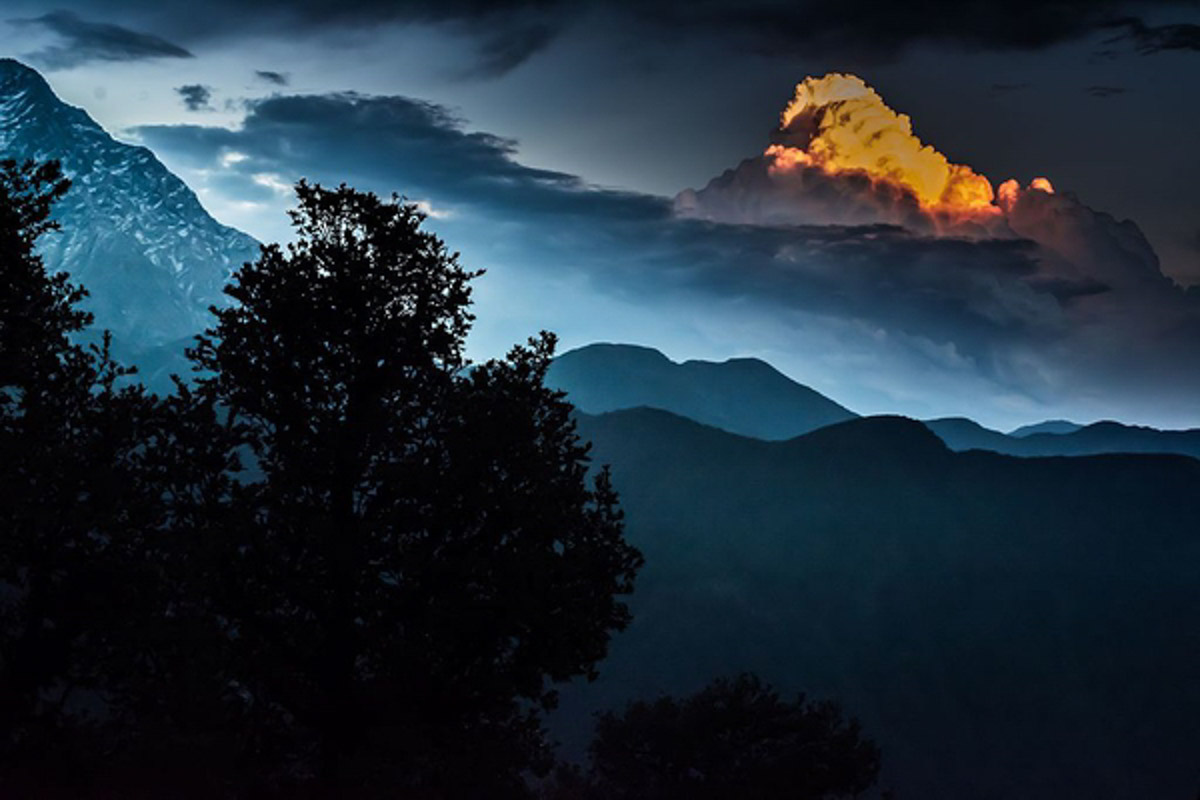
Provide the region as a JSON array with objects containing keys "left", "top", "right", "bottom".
[
  {"left": 459, "top": 23, "right": 559, "bottom": 79},
  {"left": 286, "top": 0, "right": 1199, "bottom": 62},
  {"left": 1085, "top": 85, "right": 1128, "bottom": 97},
  {"left": 254, "top": 70, "right": 289, "bottom": 86},
  {"left": 625, "top": 1, "right": 1127, "bottom": 59},
  {"left": 27, "top": 0, "right": 1200, "bottom": 77},
  {"left": 136, "top": 92, "right": 664, "bottom": 220},
  {"left": 64, "top": 0, "right": 566, "bottom": 76},
  {"left": 1102, "top": 17, "right": 1200, "bottom": 54},
  {"left": 9, "top": 10, "right": 193, "bottom": 69},
  {"left": 176, "top": 84, "right": 213, "bottom": 111}
]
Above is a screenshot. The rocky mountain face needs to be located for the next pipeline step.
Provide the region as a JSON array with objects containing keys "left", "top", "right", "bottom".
[{"left": 0, "top": 58, "right": 258, "bottom": 358}]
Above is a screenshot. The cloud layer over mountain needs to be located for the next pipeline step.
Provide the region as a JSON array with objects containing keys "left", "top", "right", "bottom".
[{"left": 133, "top": 77, "right": 1200, "bottom": 429}]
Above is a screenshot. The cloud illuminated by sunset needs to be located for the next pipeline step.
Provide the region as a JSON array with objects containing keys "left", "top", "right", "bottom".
[
  {"left": 768, "top": 74, "right": 1000, "bottom": 219},
  {"left": 680, "top": 73, "right": 1057, "bottom": 235}
]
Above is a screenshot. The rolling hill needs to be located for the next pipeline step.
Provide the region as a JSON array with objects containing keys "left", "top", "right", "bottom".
[
  {"left": 551, "top": 408, "right": 1200, "bottom": 799},
  {"left": 547, "top": 343, "right": 857, "bottom": 439}
]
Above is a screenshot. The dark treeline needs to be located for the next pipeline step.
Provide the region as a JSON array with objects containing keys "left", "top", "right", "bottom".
[{"left": 0, "top": 159, "right": 880, "bottom": 798}]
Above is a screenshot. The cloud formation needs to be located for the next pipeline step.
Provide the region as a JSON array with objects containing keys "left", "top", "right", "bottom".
[
  {"left": 16, "top": 0, "right": 1199, "bottom": 78},
  {"left": 133, "top": 83, "right": 1200, "bottom": 427},
  {"left": 675, "top": 74, "right": 1180, "bottom": 303},
  {"left": 254, "top": 70, "right": 289, "bottom": 86},
  {"left": 623, "top": 0, "right": 1165, "bottom": 59},
  {"left": 458, "top": 22, "right": 559, "bottom": 79},
  {"left": 65, "top": 0, "right": 566, "bottom": 77},
  {"left": 673, "top": 74, "right": 1200, "bottom": 418},
  {"left": 677, "top": 74, "right": 1021, "bottom": 237},
  {"left": 10, "top": 10, "right": 192, "bottom": 69},
  {"left": 176, "top": 84, "right": 213, "bottom": 111},
  {"left": 1102, "top": 17, "right": 1200, "bottom": 54},
  {"left": 137, "top": 92, "right": 663, "bottom": 220}
]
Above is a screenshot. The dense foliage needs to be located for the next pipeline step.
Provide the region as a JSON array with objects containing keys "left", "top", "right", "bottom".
[
  {"left": 185, "top": 181, "right": 642, "bottom": 793},
  {"left": 542, "top": 674, "right": 880, "bottom": 800},
  {"left": 0, "top": 168, "right": 644, "bottom": 795},
  {"left": 0, "top": 159, "right": 168, "bottom": 788},
  {"left": 0, "top": 164, "right": 888, "bottom": 798}
]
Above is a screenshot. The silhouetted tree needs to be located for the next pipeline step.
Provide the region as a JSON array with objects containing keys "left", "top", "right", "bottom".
[
  {"left": 187, "top": 181, "right": 642, "bottom": 794},
  {"left": 578, "top": 674, "right": 881, "bottom": 800},
  {"left": 0, "top": 159, "right": 166, "bottom": 787},
  {"left": 89, "top": 377, "right": 258, "bottom": 797}
]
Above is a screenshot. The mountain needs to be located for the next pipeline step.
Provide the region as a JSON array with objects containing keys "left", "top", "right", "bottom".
[
  {"left": 548, "top": 344, "right": 1200, "bottom": 463},
  {"left": 929, "top": 416, "right": 1200, "bottom": 461},
  {"left": 0, "top": 58, "right": 258, "bottom": 359},
  {"left": 1009, "top": 419, "right": 1083, "bottom": 437},
  {"left": 922, "top": 416, "right": 1016, "bottom": 453},
  {"left": 551, "top": 408, "right": 1200, "bottom": 800},
  {"left": 1010, "top": 420, "right": 1200, "bottom": 459},
  {"left": 547, "top": 343, "right": 857, "bottom": 439}
]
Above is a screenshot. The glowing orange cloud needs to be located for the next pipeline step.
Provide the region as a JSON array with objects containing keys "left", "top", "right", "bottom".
[
  {"left": 764, "top": 74, "right": 1050, "bottom": 227},
  {"left": 997, "top": 176, "right": 1054, "bottom": 212}
]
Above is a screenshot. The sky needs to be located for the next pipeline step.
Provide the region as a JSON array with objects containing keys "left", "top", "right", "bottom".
[{"left": 2, "top": 0, "right": 1200, "bottom": 430}]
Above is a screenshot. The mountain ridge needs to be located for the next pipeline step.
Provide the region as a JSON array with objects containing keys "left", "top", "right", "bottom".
[
  {"left": 548, "top": 342, "right": 858, "bottom": 440},
  {"left": 554, "top": 342, "right": 1200, "bottom": 462},
  {"left": 1009, "top": 419, "right": 1083, "bottom": 437},
  {"left": 0, "top": 58, "right": 258, "bottom": 358}
]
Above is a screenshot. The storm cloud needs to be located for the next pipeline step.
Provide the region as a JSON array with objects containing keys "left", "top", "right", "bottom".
[
  {"left": 1102, "top": 17, "right": 1200, "bottom": 54},
  {"left": 10, "top": 10, "right": 192, "bottom": 69},
  {"left": 137, "top": 92, "right": 663, "bottom": 220},
  {"left": 14, "top": 0, "right": 1200, "bottom": 77}
]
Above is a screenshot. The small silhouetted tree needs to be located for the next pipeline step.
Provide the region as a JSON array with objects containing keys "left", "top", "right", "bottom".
[
  {"left": 581, "top": 674, "right": 881, "bottom": 800},
  {"left": 187, "top": 181, "right": 642, "bottom": 794},
  {"left": 0, "top": 159, "right": 166, "bottom": 787}
]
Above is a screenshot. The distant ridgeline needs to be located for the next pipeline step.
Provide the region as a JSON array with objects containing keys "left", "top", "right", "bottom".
[
  {"left": 0, "top": 58, "right": 259, "bottom": 388},
  {"left": 548, "top": 342, "right": 1200, "bottom": 461}
]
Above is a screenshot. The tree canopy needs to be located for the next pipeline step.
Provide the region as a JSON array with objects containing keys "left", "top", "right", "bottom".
[
  {"left": 580, "top": 674, "right": 881, "bottom": 800},
  {"left": 0, "top": 167, "right": 887, "bottom": 799},
  {"left": 0, "top": 159, "right": 166, "bottom": 789},
  {"left": 0, "top": 170, "right": 644, "bottom": 796},
  {"left": 185, "top": 181, "right": 643, "bottom": 793}
]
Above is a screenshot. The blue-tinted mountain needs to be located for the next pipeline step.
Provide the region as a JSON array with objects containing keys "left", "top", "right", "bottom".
[
  {"left": 0, "top": 58, "right": 258, "bottom": 358},
  {"left": 922, "top": 416, "right": 1016, "bottom": 453},
  {"left": 927, "top": 416, "right": 1200, "bottom": 461},
  {"left": 1008, "top": 419, "right": 1083, "bottom": 437},
  {"left": 547, "top": 343, "right": 857, "bottom": 439},
  {"left": 548, "top": 344, "right": 1200, "bottom": 463},
  {"left": 550, "top": 407, "right": 1200, "bottom": 800},
  {"left": 1012, "top": 420, "right": 1200, "bottom": 459}
]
